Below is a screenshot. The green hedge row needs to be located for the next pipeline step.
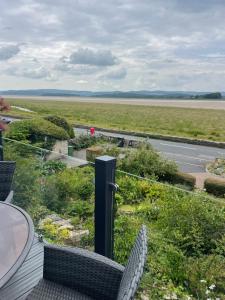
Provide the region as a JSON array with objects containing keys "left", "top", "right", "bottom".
[
  {"left": 162, "top": 172, "right": 196, "bottom": 189},
  {"left": 204, "top": 178, "right": 225, "bottom": 197},
  {"left": 6, "top": 118, "right": 69, "bottom": 141},
  {"left": 44, "top": 115, "right": 74, "bottom": 138}
]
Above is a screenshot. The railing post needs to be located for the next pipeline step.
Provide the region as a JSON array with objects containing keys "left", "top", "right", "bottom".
[
  {"left": 0, "top": 130, "right": 3, "bottom": 161},
  {"left": 95, "top": 155, "right": 116, "bottom": 259}
]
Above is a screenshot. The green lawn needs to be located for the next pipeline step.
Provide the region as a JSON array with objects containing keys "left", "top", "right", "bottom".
[{"left": 5, "top": 98, "right": 225, "bottom": 142}]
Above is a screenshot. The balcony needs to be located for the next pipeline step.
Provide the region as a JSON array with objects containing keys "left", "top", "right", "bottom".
[
  {"left": 0, "top": 138, "right": 147, "bottom": 300},
  {"left": 0, "top": 133, "right": 225, "bottom": 299}
]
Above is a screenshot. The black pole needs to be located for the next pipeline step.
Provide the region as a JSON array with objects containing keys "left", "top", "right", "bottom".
[
  {"left": 0, "top": 129, "right": 3, "bottom": 161},
  {"left": 94, "top": 155, "right": 116, "bottom": 259}
]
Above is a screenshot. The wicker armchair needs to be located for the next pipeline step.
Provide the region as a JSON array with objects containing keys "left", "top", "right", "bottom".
[
  {"left": 26, "top": 225, "right": 147, "bottom": 300},
  {"left": 0, "top": 161, "right": 16, "bottom": 203}
]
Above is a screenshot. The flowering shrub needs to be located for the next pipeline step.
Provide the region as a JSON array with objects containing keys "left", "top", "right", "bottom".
[{"left": 0, "top": 96, "right": 10, "bottom": 130}]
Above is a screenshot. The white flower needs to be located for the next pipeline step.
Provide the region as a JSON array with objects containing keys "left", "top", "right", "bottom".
[
  {"left": 200, "top": 279, "right": 206, "bottom": 283},
  {"left": 205, "top": 290, "right": 210, "bottom": 295},
  {"left": 209, "top": 284, "right": 216, "bottom": 290}
]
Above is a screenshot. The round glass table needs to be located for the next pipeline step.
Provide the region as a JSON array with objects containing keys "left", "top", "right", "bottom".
[{"left": 0, "top": 202, "right": 34, "bottom": 288}]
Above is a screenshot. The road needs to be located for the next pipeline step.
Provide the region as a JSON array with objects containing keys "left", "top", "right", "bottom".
[{"left": 75, "top": 127, "right": 225, "bottom": 173}]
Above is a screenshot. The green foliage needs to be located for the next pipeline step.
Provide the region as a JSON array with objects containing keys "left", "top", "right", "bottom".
[
  {"left": 204, "top": 178, "right": 225, "bottom": 197},
  {"left": 116, "top": 175, "right": 167, "bottom": 206},
  {"left": 40, "top": 160, "right": 67, "bottom": 175},
  {"left": 43, "top": 167, "right": 94, "bottom": 212},
  {"left": 164, "top": 171, "right": 196, "bottom": 189},
  {"left": 5, "top": 146, "right": 43, "bottom": 211},
  {"left": 6, "top": 118, "right": 69, "bottom": 146},
  {"left": 4, "top": 139, "right": 225, "bottom": 299},
  {"left": 27, "top": 205, "right": 50, "bottom": 227},
  {"left": 66, "top": 200, "right": 94, "bottom": 219},
  {"left": 120, "top": 144, "right": 177, "bottom": 179},
  {"left": 70, "top": 134, "right": 98, "bottom": 150},
  {"left": 116, "top": 175, "right": 145, "bottom": 205},
  {"left": 155, "top": 243, "right": 186, "bottom": 284},
  {"left": 39, "top": 219, "right": 70, "bottom": 244},
  {"left": 101, "top": 145, "right": 121, "bottom": 158},
  {"left": 186, "top": 255, "right": 225, "bottom": 299},
  {"left": 156, "top": 195, "right": 225, "bottom": 257},
  {"left": 6, "top": 98, "right": 225, "bottom": 142},
  {"left": 114, "top": 215, "right": 142, "bottom": 264},
  {"left": 44, "top": 115, "right": 75, "bottom": 138}
]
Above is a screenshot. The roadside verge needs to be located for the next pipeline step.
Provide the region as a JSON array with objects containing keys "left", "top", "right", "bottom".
[{"left": 74, "top": 124, "right": 225, "bottom": 149}]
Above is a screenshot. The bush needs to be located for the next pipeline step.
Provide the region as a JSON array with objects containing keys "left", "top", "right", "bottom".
[
  {"left": 66, "top": 200, "right": 94, "bottom": 219},
  {"left": 186, "top": 255, "right": 225, "bottom": 299},
  {"left": 120, "top": 144, "right": 177, "bottom": 179},
  {"left": 40, "top": 160, "right": 67, "bottom": 176},
  {"left": 204, "top": 178, "right": 225, "bottom": 197},
  {"left": 4, "top": 146, "right": 44, "bottom": 212},
  {"left": 156, "top": 194, "right": 225, "bottom": 256},
  {"left": 70, "top": 134, "right": 97, "bottom": 150},
  {"left": 114, "top": 215, "right": 142, "bottom": 264},
  {"left": 163, "top": 172, "right": 196, "bottom": 189},
  {"left": 6, "top": 118, "right": 69, "bottom": 143},
  {"left": 43, "top": 167, "right": 94, "bottom": 212},
  {"left": 86, "top": 146, "right": 103, "bottom": 162},
  {"left": 44, "top": 115, "right": 75, "bottom": 138}
]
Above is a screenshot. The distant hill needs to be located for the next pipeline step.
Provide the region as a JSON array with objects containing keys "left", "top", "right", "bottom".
[
  {"left": 0, "top": 89, "right": 224, "bottom": 99},
  {"left": 194, "top": 92, "right": 222, "bottom": 99}
]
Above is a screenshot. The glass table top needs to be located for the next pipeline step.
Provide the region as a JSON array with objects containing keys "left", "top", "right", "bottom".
[{"left": 0, "top": 202, "right": 31, "bottom": 286}]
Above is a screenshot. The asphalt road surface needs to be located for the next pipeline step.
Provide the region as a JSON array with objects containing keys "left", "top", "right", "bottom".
[{"left": 75, "top": 127, "right": 225, "bottom": 173}]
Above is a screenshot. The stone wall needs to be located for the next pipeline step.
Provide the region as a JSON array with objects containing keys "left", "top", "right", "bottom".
[{"left": 47, "top": 140, "right": 68, "bottom": 160}]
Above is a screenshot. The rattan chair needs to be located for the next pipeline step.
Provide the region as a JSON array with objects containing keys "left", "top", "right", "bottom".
[
  {"left": 0, "top": 161, "right": 16, "bottom": 203},
  {"left": 26, "top": 225, "right": 147, "bottom": 300}
]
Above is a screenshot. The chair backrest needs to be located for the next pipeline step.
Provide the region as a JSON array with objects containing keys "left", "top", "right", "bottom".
[
  {"left": 0, "top": 161, "right": 16, "bottom": 201},
  {"left": 117, "top": 225, "right": 147, "bottom": 300}
]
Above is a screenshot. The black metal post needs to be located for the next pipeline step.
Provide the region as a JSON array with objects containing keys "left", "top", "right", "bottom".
[
  {"left": 95, "top": 155, "right": 116, "bottom": 259},
  {"left": 0, "top": 129, "right": 3, "bottom": 161}
]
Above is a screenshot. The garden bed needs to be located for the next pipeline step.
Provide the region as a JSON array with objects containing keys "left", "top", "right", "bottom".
[{"left": 207, "top": 158, "right": 225, "bottom": 178}]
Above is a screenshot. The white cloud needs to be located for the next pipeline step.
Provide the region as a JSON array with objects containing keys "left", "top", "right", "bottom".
[
  {"left": 76, "top": 80, "right": 88, "bottom": 84},
  {"left": 0, "top": 0, "right": 225, "bottom": 91}
]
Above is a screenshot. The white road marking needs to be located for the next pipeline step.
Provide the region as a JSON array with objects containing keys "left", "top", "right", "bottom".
[
  {"left": 199, "top": 154, "right": 215, "bottom": 159},
  {"left": 160, "top": 151, "right": 210, "bottom": 162},
  {"left": 217, "top": 151, "right": 225, "bottom": 156},
  {"left": 160, "top": 142, "right": 197, "bottom": 150},
  {"left": 174, "top": 160, "right": 202, "bottom": 167}
]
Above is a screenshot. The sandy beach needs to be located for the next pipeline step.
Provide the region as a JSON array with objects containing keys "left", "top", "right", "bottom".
[{"left": 4, "top": 95, "right": 225, "bottom": 110}]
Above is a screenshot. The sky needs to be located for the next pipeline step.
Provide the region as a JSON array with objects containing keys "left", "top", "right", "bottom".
[{"left": 0, "top": 0, "right": 225, "bottom": 91}]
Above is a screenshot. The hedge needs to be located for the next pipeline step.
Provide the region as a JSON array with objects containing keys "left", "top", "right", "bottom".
[
  {"left": 162, "top": 172, "right": 196, "bottom": 189},
  {"left": 6, "top": 118, "right": 69, "bottom": 141},
  {"left": 44, "top": 115, "right": 74, "bottom": 138},
  {"left": 204, "top": 178, "right": 225, "bottom": 197}
]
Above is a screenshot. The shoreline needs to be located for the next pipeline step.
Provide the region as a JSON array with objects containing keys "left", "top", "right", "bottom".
[{"left": 4, "top": 95, "right": 225, "bottom": 110}]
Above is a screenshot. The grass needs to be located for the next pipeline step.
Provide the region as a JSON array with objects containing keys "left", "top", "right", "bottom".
[{"left": 4, "top": 98, "right": 225, "bottom": 142}]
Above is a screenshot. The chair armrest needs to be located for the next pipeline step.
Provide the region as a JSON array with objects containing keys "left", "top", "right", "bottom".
[
  {"left": 5, "top": 190, "right": 13, "bottom": 203},
  {"left": 43, "top": 244, "right": 124, "bottom": 300}
]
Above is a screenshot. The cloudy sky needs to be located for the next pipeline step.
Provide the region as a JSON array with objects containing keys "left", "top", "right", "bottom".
[{"left": 0, "top": 0, "right": 225, "bottom": 91}]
